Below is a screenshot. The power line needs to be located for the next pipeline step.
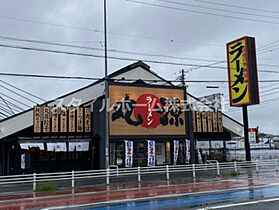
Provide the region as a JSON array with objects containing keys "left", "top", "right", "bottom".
[
  {"left": 0, "top": 111, "right": 9, "bottom": 118},
  {"left": 0, "top": 106, "right": 13, "bottom": 115},
  {"left": 0, "top": 92, "right": 31, "bottom": 108},
  {"left": 0, "top": 79, "right": 46, "bottom": 102},
  {"left": 0, "top": 43, "right": 235, "bottom": 69},
  {"left": 158, "top": 0, "right": 279, "bottom": 20},
  {"left": 0, "top": 72, "right": 99, "bottom": 81},
  {"left": 0, "top": 101, "right": 22, "bottom": 113},
  {"left": 0, "top": 15, "right": 223, "bottom": 47},
  {"left": 0, "top": 105, "right": 14, "bottom": 115},
  {"left": 261, "top": 91, "right": 279, "bottom": 98},
  {"left": 260, "top": 85, "right": 279, "bottom": 94},
  {"left": 258, "top": 45, "right": 279, "bottom": 55},
  {"left": 1, "top": 35, "right": 279, "bottom": 71},
  {"left": 0, "top": 84, "right": 38, "bottom": 104},
  {"left": 1, "top": 41, "right": 279, "bottom": 75},
  {"left": 227, "top": 95, "right": 279, "bottom": 114},
  {"left": 258, "top": 40, "right": 279, "bottom": 52},
  {"left": 126, "top": 0, "right": 279, "bottom": 25},
  {"left": 258, "top": 63, "right": 279, "bottom": 68},
  {"left": 0, "top": 72, "right": 279, "bottom": 83},
  {"left": 194, "top": 0, "right": 279, "bottom": 14},
  {"left": 0, "top": 99, "right": 25, "bottom": 112},
  {"left": 0, "top": 35, "right": 222, "bottom": 62},
  {"left": 226, "top": 86, "right": 279, "bottom": 107},
  {"left": 260, "top": 83, "right": 279, "bottom": 90},
  {"left": 244, "top": 97, "right": 279, "bottom": 113},
  {"left": 0, "top": 96, "right": 14, "bottom": 115}
]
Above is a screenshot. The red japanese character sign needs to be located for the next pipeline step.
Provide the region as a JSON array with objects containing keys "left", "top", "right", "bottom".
[{"left": 133, "top": 94, "right": 163, "bottom": 128}]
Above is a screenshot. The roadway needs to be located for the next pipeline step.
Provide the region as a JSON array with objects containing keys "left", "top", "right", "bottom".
[{"left": 1, "top": 172, "right": 279, "bottom": 209}]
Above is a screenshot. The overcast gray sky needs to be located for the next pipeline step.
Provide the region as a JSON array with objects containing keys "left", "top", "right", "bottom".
[{"left": 0, "top": 0, "right": 279, "bottom": 135}]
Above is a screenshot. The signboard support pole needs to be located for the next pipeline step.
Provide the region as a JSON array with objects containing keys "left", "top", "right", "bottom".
[{"left": 242, "top": 105, "right": 251, "bottom": 161}]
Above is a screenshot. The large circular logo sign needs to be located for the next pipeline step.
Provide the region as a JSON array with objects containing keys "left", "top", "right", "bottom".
[{"left": 133, "top": 94, "right": 163, "bottom": 128}]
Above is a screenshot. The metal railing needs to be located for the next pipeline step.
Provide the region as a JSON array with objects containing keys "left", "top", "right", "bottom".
[{"left": 0, "top": 159, "right": 278, "bottom": 192}]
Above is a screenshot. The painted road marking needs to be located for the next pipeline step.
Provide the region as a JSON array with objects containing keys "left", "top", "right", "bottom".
[{"left": 197, "top": 197, "right": 279, "bottom": 209}]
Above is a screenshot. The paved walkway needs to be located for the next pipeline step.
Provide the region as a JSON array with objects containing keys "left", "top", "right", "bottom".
[{"left": 1, "top": 172, "right": 279, "bottom": 209}]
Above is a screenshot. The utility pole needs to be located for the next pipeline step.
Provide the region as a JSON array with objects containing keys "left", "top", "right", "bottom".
[
  {"left": 103, "top": 0, "right": 109, "bottom": 169},
  {"left": 180, "top": 69, "right": 196, "bottom": 164}
]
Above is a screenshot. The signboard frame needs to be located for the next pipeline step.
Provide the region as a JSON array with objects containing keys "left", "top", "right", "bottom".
[
  {"left": 226, "top": 36, "right": 260, "bottom": 107},
  {"left": 108, "top": 82, "right": 187, "bottom": 138}
]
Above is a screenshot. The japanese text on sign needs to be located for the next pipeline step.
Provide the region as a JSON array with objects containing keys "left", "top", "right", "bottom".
[
  {"left": 227, "top": 36, "right": 260, "bottom": 106},
  {"left": 109, "top": 85, "right": 186, "bottom": 136}
]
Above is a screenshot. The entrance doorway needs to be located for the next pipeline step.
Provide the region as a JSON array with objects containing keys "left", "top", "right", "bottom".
[{"left": 133, "top": 141, "right": 147, "bottom": 167}]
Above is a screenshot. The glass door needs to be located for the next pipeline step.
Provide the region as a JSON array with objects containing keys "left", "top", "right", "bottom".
[
  {"left": 109, "top": 142, "right": 125, "bottom": 167},
  {"left": 155, "top": 142, "right": 166, "bottom": 165},
  {"left": 133, "top": 141, "right": 147, "bottom": 167}
]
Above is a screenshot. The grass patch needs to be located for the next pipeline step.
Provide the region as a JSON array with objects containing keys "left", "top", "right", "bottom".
[
  {"left": 35, "top": 182, "right": 57, "bottom": 192},
  {"left": 230, "top": 170, "right": 238, "bottom": 176},
  {"left": 222, "top": 170, "right": 239, "bottom": 177}
]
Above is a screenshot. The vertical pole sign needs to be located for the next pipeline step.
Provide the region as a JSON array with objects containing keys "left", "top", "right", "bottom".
[
  {"left": 60, "top": 106, "right": 67, "bottom": 133},
  {"left": 43, "top": 106, "right": 50, "bottom": 133},
  {"left": 196, "top": 112, "right": 202, "bottom": 132},
  {"left": 192, "top": 111, "right": 196, "bottom": 132},
  {"left": 77, "top": 107, "right": 84, "bottom": 132},
  {"left": 226, "top": 36, "right": 260, "bottom": 161},
  {"left": 68, "top": 107, "right": 76, "bottom": 133},
  {"left": 212, "top": 112, "right": 218, "bottom": 132},
  {"left": 202, "top": 112, "right": 207, "bottom": 132},
  {"left": 84, "top": 107, "right": 91, "bottom": 133},
  {"left": 51, "top": 106, "right": 59, "bottom": 133},
  {"left": 33, "top": 106, "right": 41, "bottom": 133},
  {"left": 207, "top": 112, "right": 213, "bottom": 132}
]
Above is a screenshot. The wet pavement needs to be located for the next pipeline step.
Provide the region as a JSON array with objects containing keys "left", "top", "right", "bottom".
[{"left": 0, "top": 172, "right": 279, "bottom": 209}]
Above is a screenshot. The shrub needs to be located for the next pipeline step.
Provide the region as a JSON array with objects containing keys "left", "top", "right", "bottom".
[
  {"left": 35, "top": 182, "right": 57, "bottom": 192},
  {"left": 230, "top": 170, "right": 238, "bottom": 176}
]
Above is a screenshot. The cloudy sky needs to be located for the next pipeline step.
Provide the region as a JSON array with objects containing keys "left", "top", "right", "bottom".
[{"left": 0, "top": 0, "right": 279, "bottom": 135}]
